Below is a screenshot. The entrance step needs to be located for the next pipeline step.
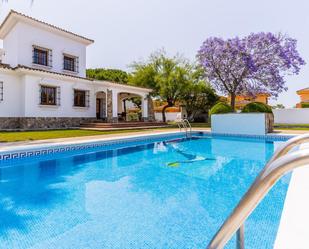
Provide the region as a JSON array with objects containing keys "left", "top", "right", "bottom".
[{"left": 80, "top": 121, "right": 169, "bottom": 130}]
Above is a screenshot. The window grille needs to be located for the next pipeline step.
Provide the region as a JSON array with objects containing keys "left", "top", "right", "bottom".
[
  {"left": 0, "top": 82, "right": 3, "bottom": 102},
  {"left": 75, "top": 57, "right": 79, "bottom": 73},
  {"left": 39, "top": 85, "right": 42, "bottom": 105},
  {"left": 73, "top": 89, "right": 89, "bottom": 108},
  {"left": 40, "top": 85, "right": 58, "bottom": 106},
  {"left": 32, "top": 45, "right": 52, "bottom": 67},
  {"left": 63, "top": 55, "right": 79, "bottom": 73},
  {"left": 86, "top": 90, "right": 90, "bottom": 107},
  {"left": 48, "top": 49, "right": 53, "bottom": 67},
  {"left": 56, "top": 86, "right": 61, "bottom": 106}
]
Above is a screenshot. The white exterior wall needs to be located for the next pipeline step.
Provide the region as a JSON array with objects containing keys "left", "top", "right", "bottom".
[
  {"left": 273, "top": 109, "right": 309, "bottom": 124},
  {"left": 211, "top": 113, "right": 268, "bottom": 135},
  {"left": 22, "top": 75, "right": 95, "bottom": 117},
  {"left": 0, "top": 70, "right": 152, "bottom": 118},
  {"left": 3, "top": 22, "right": 87, "bottom": 77},
  {"left": 0, "top": 71, "right": 23, "bottom": 117},
  {"left": 155, "top": 112, "right": 181, "bottom": 122},
  {"left": 2, "top": 26, "right": 18, "bottom": 67}
]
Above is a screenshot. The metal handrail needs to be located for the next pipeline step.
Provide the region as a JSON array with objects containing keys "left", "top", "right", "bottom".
[
  {"left": 183, "top": 119, "right": 192, "bottom": 137},
  {"left": 176, "top": 119, "right": 192, "bottom": 138},
  {"left": 207, "top": 133, "right": 309, "bottom": 249},
  {"left": 177, "top": 122, "right": 182, "bottom": 132},
  {"left": 177, "top": 120, "right": 185, "bottom": 132}
]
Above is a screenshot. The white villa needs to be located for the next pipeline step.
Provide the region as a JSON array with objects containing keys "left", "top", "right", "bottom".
[{"left": 0, "top": 10, "right": 154, "bottom": 129}]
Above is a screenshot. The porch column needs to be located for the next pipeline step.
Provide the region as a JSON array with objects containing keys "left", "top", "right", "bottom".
[
  {"left": 147, "top": 95, "right": 155, "bottom": 121},
  {"left": 142, "top": 96, "right": 149, "bottom": 121},
  {"left": 106, "top": 89, "right": 113, "bottom": 122},
  {"left": 112, "top": 90, "right": 118, "bottom": 122}
]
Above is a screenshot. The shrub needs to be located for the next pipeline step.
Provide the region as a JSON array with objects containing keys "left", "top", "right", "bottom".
[
  {"left": 301, "top": 103, "right": 309, "bottom": 108},
  {"left": 242, "top": 102, "right": 273, "bottom": 113},
  {"left": 209, "top": 102, "right": 233, "bottom": 115},
  {"left": 126, "top": 112, "right": 139, "bottom": 121}
]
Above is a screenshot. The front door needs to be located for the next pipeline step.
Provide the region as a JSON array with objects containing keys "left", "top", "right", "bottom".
[{"left": 96, "top": 99, "right": 101, "bottom": 119}]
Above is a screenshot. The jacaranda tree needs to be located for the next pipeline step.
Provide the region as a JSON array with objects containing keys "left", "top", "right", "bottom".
[{"left": 197, "top": 32, "right": 305, "bottom": 111}]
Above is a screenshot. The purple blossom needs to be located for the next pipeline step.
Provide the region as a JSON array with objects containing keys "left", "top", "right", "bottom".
[{"left": 197, "top": 32, "right": 305, "bottom": 109}]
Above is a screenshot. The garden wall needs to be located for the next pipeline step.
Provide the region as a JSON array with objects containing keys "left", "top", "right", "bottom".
[
  {"left": 154, "top": 112, "right": 181, "bottom": 122},
  {"left": 273, "top": 109, "right": 309, "bottom": 124},
  {"left": 211, "top": 113, "right": 272, "bottom": 135}
]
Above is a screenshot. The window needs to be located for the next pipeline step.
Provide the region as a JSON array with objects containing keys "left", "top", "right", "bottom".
[
  {"left": 40, "top": 86, "right": 57, "bottom": 105},
  {"left": 33, "top": 46, "right": 52, "bottom": 67},
  {"left": 0, "top": 82, "right": 3, "bottom": 102},
  {"left": 63, "top": 54, "right": 79, "bottom": 72},
  {"left": 74, "top": 89, "right": 89, "bottom": 107}
]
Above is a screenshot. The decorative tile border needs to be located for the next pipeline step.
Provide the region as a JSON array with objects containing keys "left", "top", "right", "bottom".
[
  {"left": 208, "top": 132, "right": 294, "bottom": 141},
  {"left": 0, "top": 132, "right": 192, "bottom": 162},
  {"left": 0, "top": 131, "right": 294, "bottom": 162}
]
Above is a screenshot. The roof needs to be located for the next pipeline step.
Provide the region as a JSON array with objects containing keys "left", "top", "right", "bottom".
[
  {"left": 0, "top": 10, "right": 94, "bottom": 45},
  {"left": 0, "top": 63, "right": 152, "bottom": 92},
  {"left": 297, "top": 87, "right": 309, "bottom": 94}
]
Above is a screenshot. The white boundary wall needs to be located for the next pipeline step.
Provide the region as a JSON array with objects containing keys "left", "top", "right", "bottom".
[
  {"left": 273, "top": 109, "right": 309, "bottom": 124},
  {"left": 211, "top": 113, "right": 267, "bottom": 135},
  {"left": 155, "top": 112, "right": 181, "bottom": 122}
]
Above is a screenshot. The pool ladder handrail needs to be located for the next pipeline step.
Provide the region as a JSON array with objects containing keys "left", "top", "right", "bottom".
[
  {"left": 206, "top": 133, "right": 309, "bottom": 249},
  {"left": 176, "top": 119, "right": 192, "bottom": 138}
]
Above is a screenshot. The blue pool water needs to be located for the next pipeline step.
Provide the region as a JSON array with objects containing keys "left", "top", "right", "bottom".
[{"left": 0, "top": 134, "right": 290, "bottom": 249}]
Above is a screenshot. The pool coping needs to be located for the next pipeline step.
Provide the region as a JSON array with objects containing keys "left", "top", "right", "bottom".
[{"left": 274, "top": 142, "right": 309, "bottom": 249}]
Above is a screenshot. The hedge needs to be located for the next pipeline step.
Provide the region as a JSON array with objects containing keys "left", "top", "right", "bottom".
[
  {"left": 209, "top": 102, "right": 233, "bottom": 115},
  {"left": 242, "top": 102, "right": 273, "bottom": 113},
  {"left": 301, "top": 103, "right": 309, "bottom": 108}
]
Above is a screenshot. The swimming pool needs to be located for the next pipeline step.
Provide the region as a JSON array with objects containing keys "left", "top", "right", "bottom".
[{"left": 0, "top": 133, "right": 291, "bottom": 249}]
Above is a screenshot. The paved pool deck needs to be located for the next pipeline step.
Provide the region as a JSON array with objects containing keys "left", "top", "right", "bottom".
[
  {"left": 274, "top": 166, "right": 309, "bottom": 249},
  {"left": 274, "top": 141, "right": 309, "bottom": 249}
]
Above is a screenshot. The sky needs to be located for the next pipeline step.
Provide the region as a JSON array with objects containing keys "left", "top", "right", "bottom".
[{"left": 0, "top": 0, "right": 308, "bottom": 107}]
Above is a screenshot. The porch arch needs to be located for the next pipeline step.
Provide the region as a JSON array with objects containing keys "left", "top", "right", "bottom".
[{"left": 117, "top": 92, "right": 147, "bottom": 121}]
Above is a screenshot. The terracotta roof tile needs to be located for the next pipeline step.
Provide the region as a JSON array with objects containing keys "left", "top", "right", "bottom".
[
  {"left": 16, "top": 64, "right": 92, "bottom": 81},
  {"left": 0, "top": 63, "right": 13, "bottom": 69},
  {"left": 298, "top": 87, "right": 309, "bottom": 92},
  {"left": 0, "top": 63, "right": 151, "bottom": 91}
]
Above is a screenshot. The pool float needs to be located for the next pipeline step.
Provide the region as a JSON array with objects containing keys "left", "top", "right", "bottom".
[{"left": 165, "top": 142, "right": 215, "bottom": 167}]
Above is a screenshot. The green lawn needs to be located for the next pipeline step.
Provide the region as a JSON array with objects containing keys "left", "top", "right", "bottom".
[
  {"left": 274, "top": 123, "right": 309, "bottom": 130},
  {"left": 168, "top": 122, "right": 211, "bottom": 128},
  {"left": 0, "top": 129, "right": 147, "bottom": 143},
  {"left": 0, "top": 122, "right": 306, "bottom": 143},
  {"left": 0, "top": 123, "right": 211, "bottom": 143}
]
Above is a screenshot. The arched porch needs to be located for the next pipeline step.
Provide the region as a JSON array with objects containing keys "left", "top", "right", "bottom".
[
  {"left": 92, "top": 81, "right": 154, "bottom": 123},
  {"left": 117, "top": 92, "right": 144, "bottom": 122}
]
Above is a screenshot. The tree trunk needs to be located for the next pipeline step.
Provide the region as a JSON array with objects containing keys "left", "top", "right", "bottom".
[
  {"left": 162, "top": 103, "right": 172, "bottom": 123},
  {"left": 230, "top": 93, "right": 236, "bottom": 112}
]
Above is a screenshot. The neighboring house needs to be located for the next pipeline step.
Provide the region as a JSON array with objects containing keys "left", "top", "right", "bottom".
[
  {"left": 153, "top": 100, "right": 181, "bottom": 113},
  {"left": 225, "top": 93, "right": 270, "bottom": 109},
  {"left": 296, "top": 87, "right": 309, "bottom": 108},
  {"left": 0, "top": 10, "right": 153, "bottom": 129}
]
